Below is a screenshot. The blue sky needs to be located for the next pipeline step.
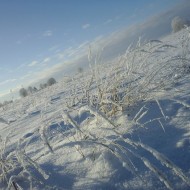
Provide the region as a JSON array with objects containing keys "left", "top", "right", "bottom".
[{"left": 0, "top": 0, "right": 183, "bottom": 101}]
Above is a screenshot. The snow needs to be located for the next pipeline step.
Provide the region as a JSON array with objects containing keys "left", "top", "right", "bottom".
[{"left": 1, "top": 28, "right": 190, "bottom": 190}]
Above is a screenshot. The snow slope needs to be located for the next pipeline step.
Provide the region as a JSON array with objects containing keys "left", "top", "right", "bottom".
[{"left": 1, "top": 28, "right": 190, "bottom": 190}]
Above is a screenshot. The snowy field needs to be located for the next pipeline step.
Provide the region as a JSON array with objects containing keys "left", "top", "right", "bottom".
[{"left": 1, "top": 28, "right": 190, "bottom": 190}]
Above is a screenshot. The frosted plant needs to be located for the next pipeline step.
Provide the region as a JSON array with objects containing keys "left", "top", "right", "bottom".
[
  {"left": 0, "top": 133, "right": 51, "bottom": 189},
  {"left": 39, "top": 124, "right": 54, "bottom": 153}
]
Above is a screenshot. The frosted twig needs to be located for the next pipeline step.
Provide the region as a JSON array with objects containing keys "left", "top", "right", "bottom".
[
  {"left": 80, "top": 105, "right": 117, "bottom": 129},
  {"left": 136, "top": 110, "right": 148, "bottom": 123},
  {"left": 158, "top": 119, "right": 165, "bottom": 133},
  {"left": 39, "top": 125, "right": 54, "bottom": 153},
  {"left": 133, "top": 105, "right": 146, "bottom": 121},
  {"left": 124, "top": 138, "right": 190, "bottom": 186},
  {"left": 62, "top": 111, "right": 84, "bottom": 134},
  {"left": 156, "top": 99, "right": 166, "bottom": 120},
  {"left": 142, "top": 157, "right": 173, "bottom": 190},
  {"left": 171, "top": 98, "right": 190, "bottom": 108}
]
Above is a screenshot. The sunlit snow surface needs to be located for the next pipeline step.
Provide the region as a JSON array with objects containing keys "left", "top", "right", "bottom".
[{"left": 1, "top": 28, "right": 190, "bottom": 190}]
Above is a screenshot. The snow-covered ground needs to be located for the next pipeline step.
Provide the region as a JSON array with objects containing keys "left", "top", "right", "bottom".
[{"left": 1, "top": 28, "right": 190, "bottom": 190}]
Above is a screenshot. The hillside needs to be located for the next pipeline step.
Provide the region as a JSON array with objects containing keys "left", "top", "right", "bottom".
[{"left": 0, "top": 27, "right": 190, "bottom": 190}]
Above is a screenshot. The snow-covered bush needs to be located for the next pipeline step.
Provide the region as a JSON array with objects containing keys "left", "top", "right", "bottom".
[
  {"left": 27, "top": 86, "right": 38, "bottom": 95},
  {"left": 47, "top": 77, "right": 56, "bottom": 86},
  {"left": 27, "top": 86, "right": 36, "bottom": 95},
  {"left": 19, "top": 88, "right": 28, "bottom": 97},
  {"left": 171, "top": 16, "right": 186, "bottom": 33},
  {"left": 40, "top": 83, "right": 48, "bottom": 89}
]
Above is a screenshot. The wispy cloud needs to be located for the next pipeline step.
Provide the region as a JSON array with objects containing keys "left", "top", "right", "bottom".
[
  {"left": 78, "top": 41, "right": 89, "bottom": 49},
  {"left": 28, "top": 61, "right": 38, "bottom": 67},
  {"left": 56, "top": 47, "right": 71, "bottom": 60},
  {"left": 43, "top": 30, "right": 53, "bottom": 37},
  {"left": 49, "top": 45, "right": 60, "bottom": 52},
  {"left": 16, "top": 33, "right": 32, "bottom": 45},
  {"left": 82, "top": 24, "right": 90, "bottom": 29},
  {"left": 104, "top": 14, "right": 122, "bottom": 25},
  {"left": 19, "top": 72, "right": 33, "bottom": 80},
  {"left": 41, "top": 57, "right": 51, "bottom": 66},
  {"left": 16, "top": 64, "right": 25, "bottom": 70},
  {"left": 104, "top": 19, "right": 113, "bottom": 25},
  {"left": 0, "top": 79, "right": 17, "bottom": 86},
  {"left": 25, "top": 58, "right": 50, "bottom": 68},
  {"left": 26, "top": 63, "right": 67, "bottom": 84},
  {"left": 43, "top": 57, "right": 51, "bottom": 63},
  {"left": 56, "top": 41, "right": 89, "bottom": 61}
]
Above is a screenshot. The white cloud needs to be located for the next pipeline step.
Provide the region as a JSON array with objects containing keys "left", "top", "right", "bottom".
[
  {"left": 82, "top": 24, "right": 90, "bottom": 29},
  {"left": 43, "top": 30, "right": 53, "bottom": 37},
  {"left": 28, "top": 61, "right": 38, "bottom": 67}
]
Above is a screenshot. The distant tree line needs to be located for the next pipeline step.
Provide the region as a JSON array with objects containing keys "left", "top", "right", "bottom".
[
  {"left": 19, "top": 86, "right": 37, "bottom": 97},
  {"left": 19, "top": 77, "right": 57, "bottom": 98}
]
